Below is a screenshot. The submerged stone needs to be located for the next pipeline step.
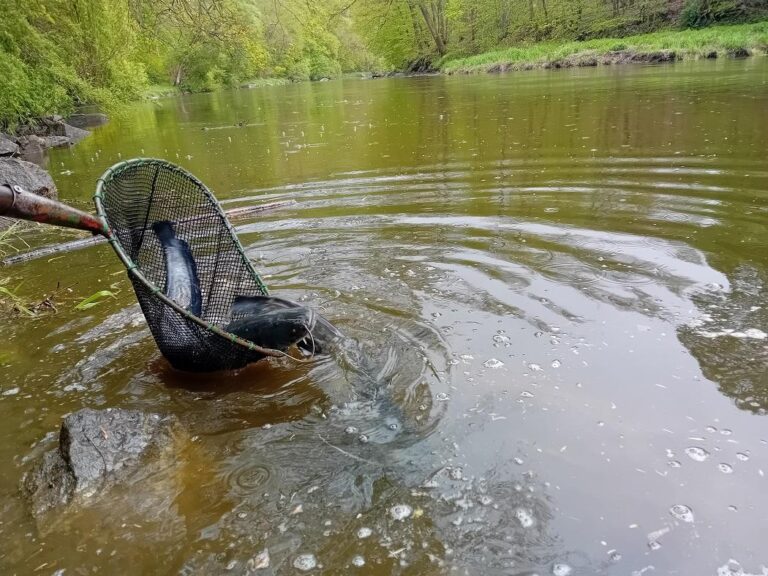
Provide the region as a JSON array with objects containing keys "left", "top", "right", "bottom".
[{"left": 22, "top": 407, "right": 182, "bottom": 518}]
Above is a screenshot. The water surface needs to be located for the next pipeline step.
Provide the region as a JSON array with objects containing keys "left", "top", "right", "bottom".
[{"left": 1, "top": 58, "right": 768, "bottom": 575}]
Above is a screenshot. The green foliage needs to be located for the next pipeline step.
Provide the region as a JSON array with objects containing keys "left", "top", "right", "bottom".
[
  {"left": 0, "top": 0, "right": 148, "bottom": 129},
  {"left": 440, "top": 21, "right": 768, "bottom": 73},
  {"left": 0, "top": 278, "right": 36, "bottom": 317},
  {"left": 678, "top": 0, "right": 759, "bottom": 28},
  {"left": 1, "top": 0, "right": 765, "bottom": 126},
  {"left": 74, "top": 290, "right": 117, "bottom": 311}
]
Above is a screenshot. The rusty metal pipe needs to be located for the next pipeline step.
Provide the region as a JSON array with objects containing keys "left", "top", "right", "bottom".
[{"left": 0, "top": 184, "right": 107, "bottom": 235}]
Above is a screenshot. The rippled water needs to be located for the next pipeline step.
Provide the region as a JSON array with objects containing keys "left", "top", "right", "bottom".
[{"left": 1, "top": 59, "right": 767, "bottom": 575}]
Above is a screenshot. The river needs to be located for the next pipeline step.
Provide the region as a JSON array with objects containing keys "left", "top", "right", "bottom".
[{"left": 1, "top": 58, "right": 767, "bottom": 575}]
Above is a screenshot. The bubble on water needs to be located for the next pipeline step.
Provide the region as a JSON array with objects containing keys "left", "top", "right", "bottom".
[
  {"left": 520, "top": 391, "right": 535, "bottom": 398},
  {"left": 357, "top": 527, "right": 373, "bottom": 539},
  {"left": 685, "top": 447, "right": 710, "bottom": 462},
  {"left": 390, "top": 504, "right": 413, "bottom": 521},
  {"left": 551, "top": 360, "right": 561, "bottom": 369},
  {"left": 293, "top": 553, "right": 317, "bottom": 571},
  {"left": 351, "top": 555, "right": 365, "bottom": 567},
  {"left": 436, "top": 392, "right": 450, "bottom": 401},
  {"left": 345, "top": 426, "right": 359, "bottom": 435},
  {"left": 736, "top": 452, "right": 749, "bottom": 461},
  {"left": 718, "top": 463, "right": 734, "bottom": 474},
  {"left": 552, "top": 563, "right": 572, "bottom": 576},
  {"left": 668, "top": 460, "right": 682, "bottom": 468},
  {"left": 528, "top": 363, "right": 543, "bottom": 372},
  {"left": 514, "top": 457, "right": 524, "bottom": 465},
  {"left": 607, "top": 550, "right": 622, "bottom": 563},
  {"left": 670, "top": 504, "right": 694, "bottom": 523},
  {"left": 484, "top": 358, "right": 504, "bottom": 369},
  {"left": 493, "top": 334, "right": 511, "bottom": 346},
  {"left": 728, "top": 505, "right": 738, "bottom": 512},
  {"left": 706, "top": 425, "right": 718, "bottom": 433},
  {"left": 358, "top": 434, "right": 369, "bottom": 444},
  {"left": 515, "top": 508, "right": 535, "bottom": 528},
  {"left": 720, "top": 429, "right": 733, "bottom": 436},
  {"left": 478, "top": 495, "right": 493, "bottom": 506}
]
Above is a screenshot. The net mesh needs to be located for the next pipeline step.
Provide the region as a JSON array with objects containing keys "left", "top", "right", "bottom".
[{"left": 96, "top": 159, "right": 269, "bottom": 372}]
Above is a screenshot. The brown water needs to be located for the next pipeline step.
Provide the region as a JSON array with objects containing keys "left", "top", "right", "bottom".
[{"left": 2, "top": 58, "right": 768, "bottom": 575}]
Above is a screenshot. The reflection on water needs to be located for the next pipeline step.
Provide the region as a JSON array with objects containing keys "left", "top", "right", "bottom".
[{"left": 1, "top": 58, "right": 768, "bottom": 574}]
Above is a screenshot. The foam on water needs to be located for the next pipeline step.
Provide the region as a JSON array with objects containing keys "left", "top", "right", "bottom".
[{"left": 515, "top": 508, "right": 535, "bottom": 528}]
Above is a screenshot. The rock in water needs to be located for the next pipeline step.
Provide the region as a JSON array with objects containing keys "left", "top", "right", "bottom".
[
  {"left": 42, "top": 135, "right": 74, "bottom": 149},
  {"left": 63, "top": 122, "right": 90, "bottom": 144},
  {"left": 0, "top": 157, "right": 57, "bottom": 198},
  {"left": 22, "top": 408, "right": 181, "bottom": 518},
  {"left": 0, "top": 134, "right": 18, "bottom": 157}
]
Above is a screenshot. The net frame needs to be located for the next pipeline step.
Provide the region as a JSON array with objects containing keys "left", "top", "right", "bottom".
[{"left": 93, "top": 158, "right": 286, "bottom": 371}]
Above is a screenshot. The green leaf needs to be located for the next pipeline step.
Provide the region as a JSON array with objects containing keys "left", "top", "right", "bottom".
[
  {"left": 74, "top": 290, "right": 116, "bottom": 311},
  {"left": 0, "top": 286, "right": 35, "bottom": 316}
]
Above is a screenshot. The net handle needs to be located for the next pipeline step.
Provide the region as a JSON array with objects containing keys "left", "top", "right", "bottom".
[{"left": 0, "top": 184, "right": 107, "bottom": 236}]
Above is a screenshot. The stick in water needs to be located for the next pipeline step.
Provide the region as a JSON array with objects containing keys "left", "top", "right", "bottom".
[{"left": 1, "top": 200, "right": 295, "bottom": 266}]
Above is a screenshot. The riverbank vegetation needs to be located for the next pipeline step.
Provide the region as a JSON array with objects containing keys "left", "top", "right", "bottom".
[
  {"left": 440, "top": 22, "right": 768, "bottom": 73},
  {"left": 1, "top": 0, "right": 767, "bottom": 128}
]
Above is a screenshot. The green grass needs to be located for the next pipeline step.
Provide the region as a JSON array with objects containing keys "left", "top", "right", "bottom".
[
  {"left": 144, "top": 83, "right": 179, "bottom": 99},
  {"left": 143, "top": 77, "right": 292, "bottom": 99},
  {"left": 240, "top": 77, "right": 292, "bottom": 88},
  {"left": 440, "top": 21, "right": 768, "bottom": 74}
]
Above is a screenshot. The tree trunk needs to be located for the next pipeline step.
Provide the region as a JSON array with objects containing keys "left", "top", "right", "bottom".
[{"left": 418, "top": 1, "right": 448, "bottom": 56}]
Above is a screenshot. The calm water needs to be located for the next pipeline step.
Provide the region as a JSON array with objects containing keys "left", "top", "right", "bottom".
[{"left": 1, "top": 59, "right": 768, "bottom": 575}]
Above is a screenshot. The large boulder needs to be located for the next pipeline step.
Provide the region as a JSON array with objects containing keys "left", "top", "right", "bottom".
[
  {"left": 0, "top": 134, "right": 19, "bottom": 156},
  {"left": 63, "top": 122, "right": 90, "bottom": 144},
  {"left": 0, "top": 157, "right": 57, "bottom": 198},
  {"left": 38, "top": 117, "right": 91, "bottom": 143},
  {"left": 42, "top": 135, "right": 74, "bottom": 149},
  {"left": 22, "top": 408, "right": 182, "bottom": 518}
]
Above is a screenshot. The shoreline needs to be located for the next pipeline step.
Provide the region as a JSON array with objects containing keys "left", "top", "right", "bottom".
[{"left": 439, "top": 22, "right": 768, "bottom": 74}]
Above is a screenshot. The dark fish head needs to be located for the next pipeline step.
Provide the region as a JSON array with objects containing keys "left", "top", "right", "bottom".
[
  {"left": 152, "top": 220, "right": 177, "bottom": 243},
  {"left": 226, "top": 307, "right": 316, "bottom": 351},
  {"left": 231, "top": 294, "right": 344, "bottom": 356}
]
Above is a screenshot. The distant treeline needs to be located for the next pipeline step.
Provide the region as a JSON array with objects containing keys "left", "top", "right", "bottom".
[{"left": 1, "top": 0, "right": 766, "bottom": 127}]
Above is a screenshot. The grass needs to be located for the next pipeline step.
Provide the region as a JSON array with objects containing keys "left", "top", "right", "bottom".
[
  {"left": 0, "top": 223, "right": 121, "bottom": 316},
  {"left": 144, "top": 83, "right": 180, "bottom": 99},
  {"left": 0, "top": 222, "right": 28, "bottom": 258},
  {"left": 143, "top": 78, "right": 292, "bottom": 100},
  {"left": 240, "top": 77, "right": 292, "bottom": 88},
  {"left": 439, "top": 21, "right": 768, "bottom": 74}
]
